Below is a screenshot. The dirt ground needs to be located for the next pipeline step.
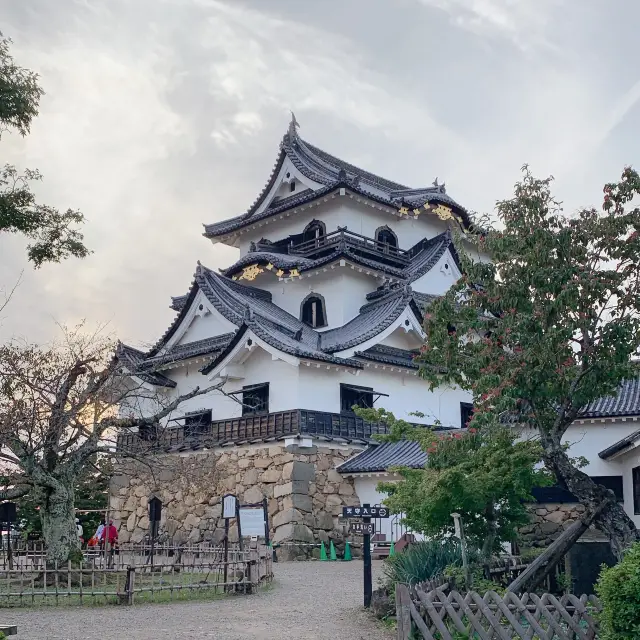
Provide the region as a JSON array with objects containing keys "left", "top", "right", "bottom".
[{"left": 5, "top": 560, "right": 393, "bottom": 640}]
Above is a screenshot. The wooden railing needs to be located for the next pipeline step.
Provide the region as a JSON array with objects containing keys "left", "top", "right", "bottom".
[
  {"left": 116, "top": 409, "right": 395, "bottom": 452},
  {"left": 288, "top": 228, "right": 411, "bottom": 266}
]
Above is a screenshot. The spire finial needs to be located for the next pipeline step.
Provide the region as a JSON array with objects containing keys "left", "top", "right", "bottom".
[
  {"left": 432, "top": 177, "right": 439, "bottom": 188},
  {"left": 289, "top": 111, "right": 300, "bottom": 137}
]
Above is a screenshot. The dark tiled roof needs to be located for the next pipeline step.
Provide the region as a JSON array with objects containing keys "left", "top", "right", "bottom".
[
  {"left": 579, "top": 378, "right": 640, "bottom": 418},
  {"left": 170, "top": 294, "right": 189, "bottom": 312},
  {"left": 142, "top": 334, "right": 236, "bottom": 369},
  {"left": 115, "top": 343, "right": 176, "bottom": 388},
  {"left": 320, "top": 286, "right": 417, "bottom": 353},
  {"left": 355, "top": 344, "right": 419, "bottom": 369},
  {"left": 337, "top": 440, "right": 427, "bottom": 473},
  {"left": 599, "top": 429, "right": 640, "bottom": 459},
  {"left": 219, "top": 252, "right": 314, "bottom": 276},
  {"left": 203, "top": 125, "right": 471, "bottom": 239}
]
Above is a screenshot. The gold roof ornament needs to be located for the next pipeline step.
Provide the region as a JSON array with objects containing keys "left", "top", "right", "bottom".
[
  {"left": 238, "top": 263, "right": 264, "bottom": 281},
  {"left": 289, "top": 268, "right": 300, "bottom": 278},
  {"left": 276, "top": 268, "right": 285, "bottom": 278},
  {"left": 431, "top": 203, "right": 457, "bottom": 222},
  {"left": 423, "top": 202, "right": 431, "bottom": 211},
  {"left": 413, "top": 208, "right": 422, "bottom": 217},
  {"left": 265, "top": 263, "right": 274, "bottom": 271},
  {"left": 398, "top": 206, "right": 409, "bottom": 216}
]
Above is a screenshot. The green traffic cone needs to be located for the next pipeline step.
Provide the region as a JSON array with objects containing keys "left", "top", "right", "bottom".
[
  {"left": 329, "top": 540, "right": 337, "bottom": 561},
  {"left": 320, "top": 541, "right": 328, "bottom": 561},
  {"left": 389, "top": 540, "right": 396, "bottom": 557},
  {"left": 343, "top": 541, "right": 352, "bottom": 561}
]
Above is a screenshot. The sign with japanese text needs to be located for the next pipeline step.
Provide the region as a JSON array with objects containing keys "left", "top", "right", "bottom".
[
  {"left": 350, "top": 522, "right": 375, "bottom": 535},
  {"left": 342, "top": 505, "right": 389, "bottom": 519}
]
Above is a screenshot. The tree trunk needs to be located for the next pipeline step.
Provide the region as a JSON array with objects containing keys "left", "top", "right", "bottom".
[
  {"left": 40, "top": 483, "right": 79, "bottom": 566},
  {"left": 541, "top": 433, "right": 639, "bottom": 559}
]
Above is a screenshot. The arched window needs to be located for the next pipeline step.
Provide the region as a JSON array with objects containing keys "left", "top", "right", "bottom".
[
  {"left": 302, "top": 220, "right": 326, "bottom": 246},
  {"left": 300, "top": 293, "right": 327, "bottom": 328},
  {"left": 376, "top": 226, "right": 398, "bottom": 254}
]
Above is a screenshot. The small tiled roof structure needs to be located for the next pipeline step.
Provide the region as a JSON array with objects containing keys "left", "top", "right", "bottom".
[
  {"left": 203, "top": 122, "right": 472, "bottom": 240},
  {"left": 355, "top": 344, "right": 419, "bottom": 369},
  {"left": 579, "top": 378, "right": 640, "bottom": 418},
  {"left": 599, "top": 429, "right": 640, "bottom": 460},
  {"left": 115, "top": 343, "right": 176, "bottom": 388},
  {"left": 337, "top": 440, "right": 427, "bottom": 474},
  {"left": 220, "top": 230, "right": 458, "bottom": 285}
]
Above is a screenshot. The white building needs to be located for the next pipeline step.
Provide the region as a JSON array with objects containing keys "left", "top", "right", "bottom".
[{"left": 114, "top": 117, "right": 640, "bottom": 549}]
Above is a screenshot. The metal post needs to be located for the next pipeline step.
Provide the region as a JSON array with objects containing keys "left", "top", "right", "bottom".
[
  {"left": 150, "top": 521, "right": 156, "bottom": 570},
  {"left": 262, "top": 497, "right": 270, "bottom": 546},
  {"left": 363, "top": 503, "right": 372, "bottom": 608},
  {"left": 6, "top": 520, "right": 11, "bottom": 571},
  {"left": 236, "top": 498, "right": 244, "bottom": 552},
  {"left": 223, "top": 517, "right": 229, "bottom": 586}
]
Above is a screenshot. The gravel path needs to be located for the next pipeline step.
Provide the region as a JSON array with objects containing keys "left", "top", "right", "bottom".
[{"left": 5, "top": 561, "right": 393, "bottom": 639}]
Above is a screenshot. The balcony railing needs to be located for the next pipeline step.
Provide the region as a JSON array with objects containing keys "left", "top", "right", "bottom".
[
  {"left": 116, "top": 409, "right": 397, "bottom": 452},
  {"left": 287, "top": 229, "right": 410, "bottom": 267}
]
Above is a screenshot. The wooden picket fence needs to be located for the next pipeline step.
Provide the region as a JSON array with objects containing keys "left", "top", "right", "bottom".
[{"left": 396, "top": 584, "right": 602, "bottom": 640}]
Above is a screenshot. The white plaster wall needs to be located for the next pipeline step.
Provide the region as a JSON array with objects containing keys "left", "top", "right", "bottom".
[
  {"left": 520, "top": 420, "right": 640, "bottom": 527},
  {"left": 175, "top": 311, "right": 236, "bottom": 345},
  {"left": 380, "top": 328, "right": 424, "bottom": 350},
  {"left": 237, "top": 197, "right": 451, "bottom": 256},
  {"left": 353, "top": 475, "right": 424, "bottom": 542},
  {"left": 298, "top": 365, "right": 471, "bottom": 427},
  {"left": 411, "top": 248, "right": 461, "bottom": 296},
  {"left": 257, "top": 270, "right": 375, "bottom": 329}
]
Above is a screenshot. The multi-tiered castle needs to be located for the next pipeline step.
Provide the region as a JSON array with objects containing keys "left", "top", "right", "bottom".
[{"left": 110, "top": 118, "right": 474, "bottom": 552}]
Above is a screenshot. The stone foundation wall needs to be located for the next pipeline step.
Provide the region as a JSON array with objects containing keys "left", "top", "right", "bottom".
[
  {"left": 520, "top": 503, "right": 587, "bottom": 547},
  {"left": 109, "top": 443, "right": 360, "bottom": 559}
]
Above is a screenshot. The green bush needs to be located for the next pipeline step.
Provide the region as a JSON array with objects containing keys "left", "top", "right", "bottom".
[
  {"left": 383, "top": 539, "right": 480, "bottom": 587},
  {"left": 596, "top": 542, "right": 640, "bottom": 639}
]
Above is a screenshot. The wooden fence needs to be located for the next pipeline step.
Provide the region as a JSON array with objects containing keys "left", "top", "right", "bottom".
[
  {"left": 396, "top": 585, "right": 601, "bottom": 640},
  {"left": 0, "top": 544, "right": 272, "bottom": 607}
]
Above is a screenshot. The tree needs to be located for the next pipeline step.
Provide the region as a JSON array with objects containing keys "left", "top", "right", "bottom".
[
  {"left": 2, "top": 456, "right": 111, "bottom": 540},
  {"left": 0, "top": 327, "right": 226, "bottom": 565},
  {"left": 357, "top": 408, "right": 548, "bottom": 556},
  {"left": 0, "top": 34, "right": 89, "bottom": 267},
  {"left": 418, "top": 167, "right": 640, "bottom": 564}
]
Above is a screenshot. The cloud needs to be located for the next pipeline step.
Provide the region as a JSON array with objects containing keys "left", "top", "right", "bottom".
[{"left": 416, "top": 0, "right": 563, "bottom": 52}]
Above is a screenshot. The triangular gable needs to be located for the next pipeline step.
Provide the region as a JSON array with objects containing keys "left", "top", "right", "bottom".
[
  {"left": 410, "top": 247, "right": 461, "bottom": 296},
  {"left": 164, "top": 289, "right": 237, "bottom": 352}
]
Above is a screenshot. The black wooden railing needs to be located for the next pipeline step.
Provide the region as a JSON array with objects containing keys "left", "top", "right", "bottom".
[
  {"left": 116, "top": 409, "right": 395, "bottom": 452},
  {"left": 287, "top": 229, "right": 410, "bottom": 267}
]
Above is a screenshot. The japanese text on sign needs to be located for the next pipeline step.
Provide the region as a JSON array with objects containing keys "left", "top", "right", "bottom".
[
  {"left": 350, "top": 522, "right": 375, "bottom": 535},
  {"left": 342, "top": 506, "right": 389, "bottom": 518}
]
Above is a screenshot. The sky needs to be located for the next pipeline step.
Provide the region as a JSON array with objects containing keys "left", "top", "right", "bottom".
[{"left": 1, "top": 0, "right": 639, "bottom": 347}]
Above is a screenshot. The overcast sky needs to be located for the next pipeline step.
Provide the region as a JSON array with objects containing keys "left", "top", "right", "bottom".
[{"left": 1, "top": 0, "right": 638, "bottom": 347}]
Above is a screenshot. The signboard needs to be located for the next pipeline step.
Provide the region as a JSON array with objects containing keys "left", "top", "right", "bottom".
[
  {"left": 223, "top": 494, "right": 237, "bottom": 519},
  {"left": 350, "top": 522, "right": 375, "bottom": 535},
  {"left": 342, "top": 505, "right": 389, "bottom": 519},
  {"left": 239, "top": 507, "right": 265, "bottom": 537}
]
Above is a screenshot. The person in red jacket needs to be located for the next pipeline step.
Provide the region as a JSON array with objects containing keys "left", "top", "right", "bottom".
[{"left": 103, "top": 520, "right": 118, "bottom": 546}]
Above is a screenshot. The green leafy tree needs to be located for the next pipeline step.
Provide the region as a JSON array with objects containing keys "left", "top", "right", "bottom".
[
  {"left": 357, "top": 408, "right": 548, "bottom": 556},
  {"left": 418, "top": 167, "right": 640, "bottom": 560},
  {"left": 596, "top": 542, "right": 640, "bottom": 639},
  {"left": 0, "top": 34, "right": 89, "bottom": 267}
]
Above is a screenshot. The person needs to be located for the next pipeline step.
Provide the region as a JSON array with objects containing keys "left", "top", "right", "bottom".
[
  {"left": 75, "top": 518, "right": 83, "bottom": 544},
  {"left": 95, "top": 520, "right": 105, "bottom": 543},
  {"left": 105, "top": 520, "right": 118, "bottom": 547}
]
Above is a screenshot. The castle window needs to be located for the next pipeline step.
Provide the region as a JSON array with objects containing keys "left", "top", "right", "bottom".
[
  {"left": 290, "top": 181, "right": 296, "bottom": 192},
  {"left": 184, "top": 410, "right": 212, "bottom": 438},
  {"left": 340, "top": 384, "right": 389, "bottom": 413},
  {"left": 301, "top": 293, "right": 327, "bottom": 328},
  {"left": 460, "top": 402, "right": 474, "bottom": 428},
  {"left": 341, "top": 384, "right": 374, "bottom": 413},
  {"left": 138, "top": 423, "right": 159, "bottom": 442},
  {"left": 241, "top": 383, "right": 269, "bottom": 416},
  {"left": 375, "top": 226, "right": 398, "bottom": 254},
  {"left": 302, "top": 220, "right": 326, "bottom": 245}
]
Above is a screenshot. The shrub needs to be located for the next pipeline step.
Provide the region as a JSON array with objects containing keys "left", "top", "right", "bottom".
[
  {"left": 596, "top": 542, "right": 640, "bottom": 640},
  {"left": 383, "top": 539, "right": 480, "bottom": 587}
]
